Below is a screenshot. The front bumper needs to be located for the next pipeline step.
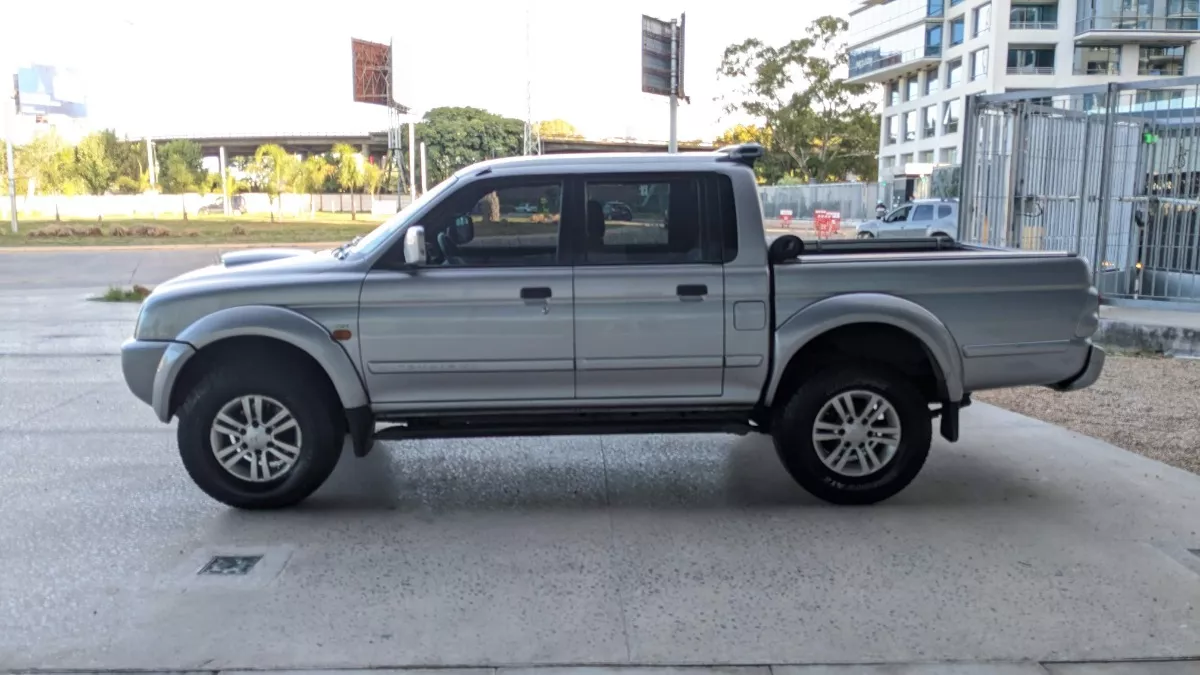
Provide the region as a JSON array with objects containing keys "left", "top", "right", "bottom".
[
  {"left": 121, "top": 338, "right": 195, "bottom": 422},
  {"left": 1051, "top": 344, "right": 1106, "bottom": 392}
]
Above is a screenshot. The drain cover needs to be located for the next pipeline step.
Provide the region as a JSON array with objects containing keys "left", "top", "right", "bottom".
[{"left": 198, "top": 555, "right": 263, "bottom": 576}]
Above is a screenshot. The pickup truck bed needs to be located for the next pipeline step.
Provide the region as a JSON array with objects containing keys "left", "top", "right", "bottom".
[{"left": 121, "top": 143, "right": 1105, "bottom": 510}]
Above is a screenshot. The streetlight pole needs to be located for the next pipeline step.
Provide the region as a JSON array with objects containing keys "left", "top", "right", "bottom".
[{"left": 6, "top": 74, "right": 18, "bottom": 233}]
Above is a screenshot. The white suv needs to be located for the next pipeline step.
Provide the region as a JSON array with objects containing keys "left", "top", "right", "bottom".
[{"left": 857, "top": 199, "right": 958, "bottom": 239}]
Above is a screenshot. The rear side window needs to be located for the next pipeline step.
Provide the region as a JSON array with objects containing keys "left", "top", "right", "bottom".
[
  {"left": 579, "top": 173, "right": 726, "bottom": 265},
  {"left": 937, "top": 205, "right": 953, "bottom": 219},
  {"left": 912, "top": 204, "right": 935, "bottom": 221}
]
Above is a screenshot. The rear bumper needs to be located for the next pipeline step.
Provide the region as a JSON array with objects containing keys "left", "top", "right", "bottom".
[{"left": 1051, "top": 344, "right": 1106, "bottom": 392}]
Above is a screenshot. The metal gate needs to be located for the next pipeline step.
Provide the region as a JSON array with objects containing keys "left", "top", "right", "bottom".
[{"left": 958, "top": 77, "right": 1200, "bottom": 303}]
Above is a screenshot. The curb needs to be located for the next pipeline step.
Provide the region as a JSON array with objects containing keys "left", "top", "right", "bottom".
[{"left": 1096, "top": 318, "right": 1200, "bottom": 358}]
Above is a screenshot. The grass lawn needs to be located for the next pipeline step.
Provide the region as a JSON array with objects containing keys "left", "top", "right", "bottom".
[{"left": 0, "top": 213, "right": 382, "bottom": 247}]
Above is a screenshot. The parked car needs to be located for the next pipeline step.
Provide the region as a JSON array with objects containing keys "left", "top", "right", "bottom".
[
  {"left": 602, "top": 201, "right": 634, "bottom": 221},
  {"left": 121, "top": 144, "right": 1105, "bottom": 510},
  {"left": 856, "top": 198, "right": 957, "bottom": 239},
  {"left": 198, "top": 195, "right": 247, "bottom": 215}
]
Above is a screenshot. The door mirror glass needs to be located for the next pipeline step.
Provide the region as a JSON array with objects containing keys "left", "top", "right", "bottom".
[{"left": 403, "top": 225, "right": 426, "bottom": 266}]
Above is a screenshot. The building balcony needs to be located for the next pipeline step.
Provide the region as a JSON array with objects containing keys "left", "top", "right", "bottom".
[
  {"left": 848, "top": 45, "right": 943, "bottom": 83},
  {"left": 1010, "top": 20, "right": 1058, "bottom": 30},
  {"left": 1076, "top": 16, "right": 1200, "bottom": 42},
  {"left": 1006, "top": 66, "right": 1056, "bottom": 75},
  {"left": 1073, "top": 64, "right": 1120, "bottom": 75}
]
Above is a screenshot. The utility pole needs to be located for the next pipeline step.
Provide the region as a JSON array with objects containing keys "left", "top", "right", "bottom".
[
  {"left": 6, "top": 74, "right": 18, "bottom": 233},
  {"left": 219, "top": 146, "right": 229, "bottom": 216},
  {"left": 419, "top": 141, "right": 428, "bottom": 194},
  {"left": 668, "top": 18, "right": 678, "bottom": 154},
  {"left": 408, "top": 122, "right": 417, "bottom": 199}
]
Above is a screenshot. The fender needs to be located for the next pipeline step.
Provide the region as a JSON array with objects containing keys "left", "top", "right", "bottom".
[
  {"left": 765, "top": 292, "right": 965, "bottom": 405},
  {"left": 151, "top": 305, "right": 369, "bottom": 422}
]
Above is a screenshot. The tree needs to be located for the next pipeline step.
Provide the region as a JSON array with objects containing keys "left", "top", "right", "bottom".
[
  {"left": 331, "top": 143, "right": 365, "bottom": 220},
  {"left": 415, "top": 107, "right": 525, "bottom": 185},
  {"left": 156, "top": 140, "right": 205, "bottom": 194},
  {"left": 362, "top": 160, "right": 383, "bottom": 197},
  {"left": 718, "top": 16, "right": 879, "bottom": 184},
  {"left": 297, "top": 154, "right": 333, "bottom": 217},
  {"left": 535, "top": 119, "right": 582, "bottom": 139},
  {"left": 74, "top": 132, "right": 117, "bottom": 195},
  {"left": 252, "top": 144, "right": 298, "bottom": 221}
]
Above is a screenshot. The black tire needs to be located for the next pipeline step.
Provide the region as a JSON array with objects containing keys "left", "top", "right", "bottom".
[
  {"left": 772, "top": 363, "right": 932, "bottom": 505},
  {"left": 176, "top": 359, "right": 343, "bottom": 509},
  {"left": 857, "top": 231, "right": 875, "bottom": 239}
]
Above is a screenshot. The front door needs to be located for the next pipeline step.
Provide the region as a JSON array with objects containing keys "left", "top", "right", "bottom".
[
  {"left": 571, "top": 173, "right": 727, "bottom": 399},
  {"left": 358, "top": 178, "right": 575, "bottom": 405},
  {"left": 878, "top": 204, "right": 913, "bottom": 237}
]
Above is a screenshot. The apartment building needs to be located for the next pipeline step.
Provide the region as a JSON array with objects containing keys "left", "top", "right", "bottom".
[{"left": 848, "top": 0, "right": 1200, "bottom": 202}]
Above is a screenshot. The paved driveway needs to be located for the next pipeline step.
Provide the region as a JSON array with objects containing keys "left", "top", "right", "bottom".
[{"left": 0, "top": 250, "right": 1198, "bottom": 671}]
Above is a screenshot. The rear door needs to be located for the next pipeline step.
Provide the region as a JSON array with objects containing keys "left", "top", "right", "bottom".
[
  {"left": 571, "top": 172, "right": 727, "bottom": 399},
  {"left": 904, "top": 203, "right": 937, "bottom": 236}
]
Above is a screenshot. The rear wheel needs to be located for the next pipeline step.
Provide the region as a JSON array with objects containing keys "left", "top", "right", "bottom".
[
  {"left": 176, "top": 359, "right": 343, "bottom": 509},
  {"left": 772, "top": 364, "right": 931, "bottom": 505}
]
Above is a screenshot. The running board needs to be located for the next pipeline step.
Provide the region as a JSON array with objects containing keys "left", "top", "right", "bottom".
[{"left": 373, "top": 409, "right": 756, "bottom": 442}]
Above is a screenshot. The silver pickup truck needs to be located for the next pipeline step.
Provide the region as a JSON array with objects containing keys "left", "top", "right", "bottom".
[{"left": 121, "top": 144, "right": 1105, "bottom": 510}]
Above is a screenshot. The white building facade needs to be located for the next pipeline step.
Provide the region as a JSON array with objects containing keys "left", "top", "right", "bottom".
[{"left": 848, "top": 0, "right": 1200, "bottom": 202}]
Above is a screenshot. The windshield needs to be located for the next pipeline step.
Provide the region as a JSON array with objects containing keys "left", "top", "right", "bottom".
[{"left": 347, "top": 175, "right": 460, "bottom": 258}]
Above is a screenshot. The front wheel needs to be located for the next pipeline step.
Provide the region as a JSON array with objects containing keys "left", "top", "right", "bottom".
[
  {"left": 175, "top": 360, "right": 344, "bottom": 509},
  {"left": 772, "top": 364, "right": 932, "bottom": 505},
  {"left": 857, "top": 231, "right": 875, "bottom": 239}
]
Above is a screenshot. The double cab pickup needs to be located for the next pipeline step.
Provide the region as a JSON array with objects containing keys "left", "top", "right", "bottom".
[{"left": 121, "top": 144, "right": 1105, "bottom": 509}]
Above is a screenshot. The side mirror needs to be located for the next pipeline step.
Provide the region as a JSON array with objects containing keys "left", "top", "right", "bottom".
[
  {"left": 403, "top": 225, "right": 426, "bottom": 266},
  {"left": 768, "top": 235, "right": 804, "bottom": 264}
]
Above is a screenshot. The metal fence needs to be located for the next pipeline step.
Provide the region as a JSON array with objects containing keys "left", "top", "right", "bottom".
[
  {"left": 759, "top": 182, "right": 880, "bottom": 222},
  {"left": 959, "top": 77, "right": 1200, "bottom": 303}
]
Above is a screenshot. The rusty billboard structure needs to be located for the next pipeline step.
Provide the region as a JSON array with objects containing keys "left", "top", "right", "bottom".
[
  {"left": 351, "top": 38, "right": 412, "bottom": 202},
  {"left": 958, "top": 77, "right": 1200, "bottom": 305}
]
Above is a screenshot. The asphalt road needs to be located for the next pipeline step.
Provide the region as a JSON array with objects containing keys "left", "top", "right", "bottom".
[{"left": 1, "top": 249, "right": 1199, "bottom": 671}]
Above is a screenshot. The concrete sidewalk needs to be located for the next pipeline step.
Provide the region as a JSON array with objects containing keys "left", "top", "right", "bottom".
[{"left": 11, "top": 661, "right": 1199, "bottom": 674}]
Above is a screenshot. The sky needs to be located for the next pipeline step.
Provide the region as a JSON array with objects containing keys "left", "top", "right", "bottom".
[{"left": 2, "top": 0, "right": 832, "bottom": 143}]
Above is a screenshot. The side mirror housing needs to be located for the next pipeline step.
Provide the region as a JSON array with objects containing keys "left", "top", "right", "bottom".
[{"left": 403, "top": 225, "right": 426, "bottom": 266}]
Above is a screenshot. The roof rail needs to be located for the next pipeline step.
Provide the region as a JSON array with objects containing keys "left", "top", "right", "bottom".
[{"left": 715, "top": 142, "right": 766, "bottom": 167}]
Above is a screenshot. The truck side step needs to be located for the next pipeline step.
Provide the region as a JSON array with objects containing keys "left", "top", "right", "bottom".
[{"left": 373, "top": 409, "right": 755, "bottom": 442}]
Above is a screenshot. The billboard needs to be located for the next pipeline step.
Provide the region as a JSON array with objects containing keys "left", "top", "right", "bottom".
[
  {"left": 16, "top": 65, "right": 87, "bottom": 118},
  {"left": 351, "top": 38, "right": 396, "bottom": 108},
  {"left": 641, "top": 14, "right": 685, "bottom": 99}
]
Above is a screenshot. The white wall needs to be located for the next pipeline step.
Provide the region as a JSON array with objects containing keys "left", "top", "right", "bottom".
[{"left": 0, "top": 192, "right": 404, "bottom": 219}]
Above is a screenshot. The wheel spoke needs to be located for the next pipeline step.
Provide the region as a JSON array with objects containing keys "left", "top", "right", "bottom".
[
  {"left": 830, "top": 393, "right": 855, "bottom": 423},
  {"left": 271, "top": 418, "right": 298, "bottom": 437},
  {"left": 813, "top": 432, "right": 842, "bottom": 442},
  {"left": 811, "top": 388, "right": 903, "bottom": 479},
  {"left": 263, "top": 409, "right": 290, "bottom": 429},
  {"left": 862, "top": 445, "right": 882, "bottom": 471},
  {"left": 209, "top": 395, "right": 302, "bottom": 484},
  {"left": 214, "top": 412, "right": 243, "bottom": 438},
  {"left": 872, "top": 426, "right": 901, "bottom": 441},
  {"left": 252, "top": 396, "right": 265, "bottom": 425},
  {"left": 271, "top": 440, "right": 301, "bottom": 458}
]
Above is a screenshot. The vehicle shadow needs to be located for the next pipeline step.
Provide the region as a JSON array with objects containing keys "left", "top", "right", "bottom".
[{"left": 278, "top": 431, "right": 1063, "bottom": 516}]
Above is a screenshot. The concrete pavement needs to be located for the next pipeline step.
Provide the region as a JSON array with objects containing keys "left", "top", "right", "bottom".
[{"left": 0, "top": 249, "right": 1198, "bottom": 672}]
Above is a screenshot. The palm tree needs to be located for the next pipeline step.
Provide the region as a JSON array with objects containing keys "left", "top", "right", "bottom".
[
  {"left": 331, "top": 143, "right": 365, "bottom": 220},
  {"left": 253, "top": 143, "right": 295, "bottom": 222},
  {"left": 299, "top": 155, "right": 333, "bottom": 219}
]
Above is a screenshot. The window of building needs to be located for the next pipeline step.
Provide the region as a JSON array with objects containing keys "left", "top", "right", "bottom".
[
  {"left": 431, "top": 180, "right": 564, "bottom": 267},
  {"left": 1113, "top": 0, "right": 1155, "bottom": 29},
  {"left": 971, "top": 47, "right": 990, "bottom": 80},
  {"left": 1139, "top": 46, "right": 1186, "bottom": 76},
  {"left": 942, "top": 99, "right": 961, "bottom": 133},
  {"left": 919, "top": 150, "right": 935, "bottom": 163},
  {"left": 888, "top": 81, "right": 901, "bottom": 106},
  {"left": 1010, "top": 4, "right": 1058, "bottom": 29},
  {"left": 1074, "top": 45, "right": 1121, "bottom": 75},
  {"left": 926, "top": 25, "right": 944, "bottom": 57},
  {"left": 1168, "top": 0, "right": 1200, "bottom": 14},
  {"left": 950, "top": 0, "right": 964, "bottom": 5},
  {"left": 946, "top": 58, "right": 963, "bottom": 87},
  {"left": 900, "top": 153, "right": 915, "bottom": 165},
  {"left": 974, "top": 3, "right": 992, "bottom": 35},
  {"left": 1007, "top": 47, "right": 1055, "bottom": 74},
  {"left": 922, "top": 105, "right": 938, "bottom": 138},
  {"left": 928, "top": 0, "right": 945, "bottom": 17},
  {"left": 1136, "top": 89, "right": 1185, "bottom": 104},
  {"left": 886, "top": 116, "right": 898, "bottom": 145},
  {"left": 906, "top": 76, "right": 920, "bottom": 101},
  {"left": 581, "top": 177, "right": 723, "bottom": 265},
  {"left": 881, "top": 156, "right": 896, "bottom": 170},
  {"left": 950, "top": 17, "right": 965, "bottom": 45},
  {"left": 940, "top": 147, "right": 959, "bottom": 163},
  {"left": 924, "top": 67, "right": 941, "bottom": 95},
  {"left": 903, "top": 110, "right": 918, "bottom": 141},
  {"left": 1083, "top": 92, "right": 1109, "bottom": 111}
]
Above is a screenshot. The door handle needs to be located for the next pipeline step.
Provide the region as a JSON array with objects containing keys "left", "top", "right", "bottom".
[
  {"left": 521, "top": 287, "right": 552, "bottom": 300},
  {"left": 676, "top": 284, "right": 708, "bottom": 297}
]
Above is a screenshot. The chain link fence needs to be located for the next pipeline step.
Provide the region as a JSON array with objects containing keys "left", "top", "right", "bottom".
[
  {"left": 758, "top": 182, "right": 880, "bottom": 223},
  {"left": 959, "top": 78, "right": 1200, "bottom": 303}
]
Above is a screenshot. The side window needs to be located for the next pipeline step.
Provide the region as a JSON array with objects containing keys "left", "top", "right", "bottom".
[
  {"left": 937, "top": 205, "right": 953, "bottom": 219},
  {"left": 581, "top": 176, "right": 714, "bottom": 264},
  {"left": 912, "top": 204, "right": 935, "bottom": 221},
  {"left": 436, "top": 181, "right": 563, "bottom": 267},
  {"left": 887, "top": 205, "right": 912, "bottom": 222}
]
